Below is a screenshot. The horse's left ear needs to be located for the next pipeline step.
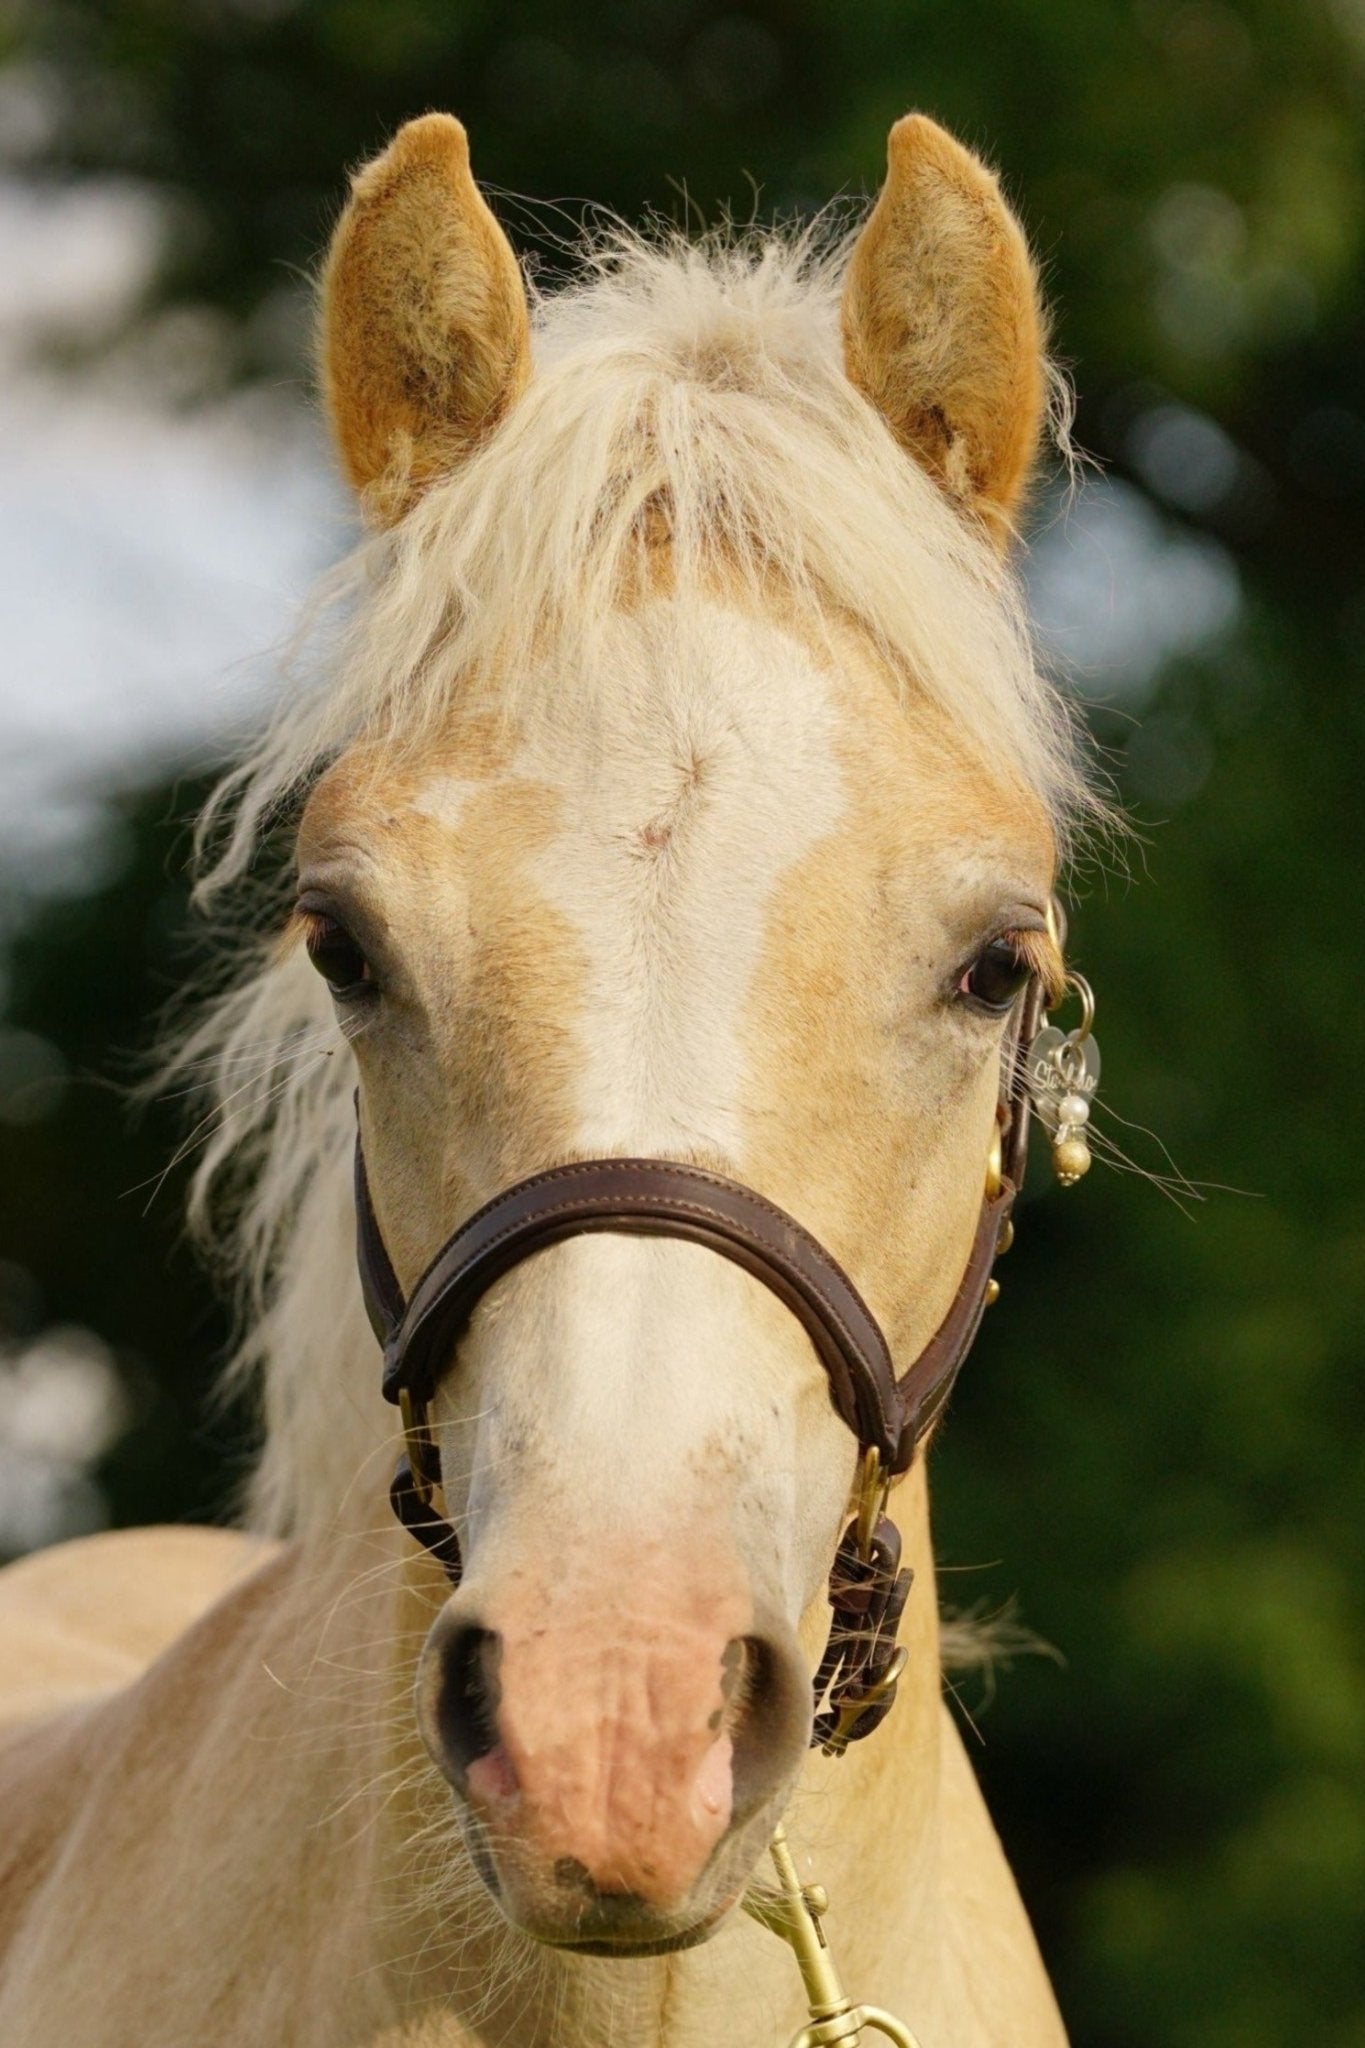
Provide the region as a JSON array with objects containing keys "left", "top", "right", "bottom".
[
  {"left": 842, "top": 114, "right": 1049, "bottom": 547},
  {"left": 320, "top": 113, "right": 531, "bottom": 525}
]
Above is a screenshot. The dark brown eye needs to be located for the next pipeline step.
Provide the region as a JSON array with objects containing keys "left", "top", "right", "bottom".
[
  {"left": 957, "top": 935, "right": 1032, "bottom": 1014},
  {"left": 300, "top": 911, "right": 374, "bottom": 998}
]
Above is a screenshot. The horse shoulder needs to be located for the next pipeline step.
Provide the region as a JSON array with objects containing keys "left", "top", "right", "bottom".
[
  {"left": 0, "top": 1532, "right": 338, "bottom": 2046},
  {"left": 0, "top": 1524, "right": 273, "bottom": 1728},
  {"left": 0, "top": 1534, "right": 465, "bottom": 2046}
]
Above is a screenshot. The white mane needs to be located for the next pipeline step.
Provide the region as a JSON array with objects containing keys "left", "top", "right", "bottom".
[{"left": 168, "top": 222, "right": 1093, "bottom": 1536}]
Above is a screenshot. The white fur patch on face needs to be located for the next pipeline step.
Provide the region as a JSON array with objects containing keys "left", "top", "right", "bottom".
[
  {"left": 523, "top": 598, "right": 845, "bottom": 1158},
  {"left": 409, "top": 773, "right": 484, "bottom": 830}
]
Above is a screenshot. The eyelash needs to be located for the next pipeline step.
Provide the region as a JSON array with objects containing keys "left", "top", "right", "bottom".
[
  {"left": 299, "top": 908, "right": 375, "bottom": 998},
  {"left": 954, "top": 930, "right": 1043, "bottom": 1014}
]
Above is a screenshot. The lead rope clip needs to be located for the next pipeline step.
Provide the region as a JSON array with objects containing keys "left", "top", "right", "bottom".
[{"left": 743, "top": 1826, "right": 924, "bottom": 2048}]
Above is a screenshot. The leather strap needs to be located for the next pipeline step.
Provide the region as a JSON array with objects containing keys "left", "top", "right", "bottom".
[
  {"left": 352, "top": 983, "right": 1038, "bottom": 1750},
  {"left": 356, "top": 1134, "right": 404, "bottom": 1339},
  {"left": 811, "top": 1513, "right": 914, "bottom": 1753},
  {"left": 1004, "top": 974, "right": 1047, "bottom": 1188},
  {"left": 362, "top": 1149, "right": 1016, "bottom": 1478}
]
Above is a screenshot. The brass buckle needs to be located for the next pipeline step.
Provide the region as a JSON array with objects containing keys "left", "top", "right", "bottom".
[{"left": 819, "top": 1645, "right": 910, "bottom": 1759}]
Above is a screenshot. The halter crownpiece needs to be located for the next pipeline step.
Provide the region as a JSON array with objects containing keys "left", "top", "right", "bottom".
[{"left": 351, "top": 903, "right": 1101, "bottom": 1756}]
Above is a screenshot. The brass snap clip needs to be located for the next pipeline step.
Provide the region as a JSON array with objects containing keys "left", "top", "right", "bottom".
[{"left": 744, "top": 1826, "right": 925, "bottom": 2048}]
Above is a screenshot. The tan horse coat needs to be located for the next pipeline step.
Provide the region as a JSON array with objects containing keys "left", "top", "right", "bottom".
[
  {"left": 0, "top": 1493, "right": 1064, "bottom": 2045},
  {"left": 0, "top": 110, "right": 1084, "bottom": 2046}
]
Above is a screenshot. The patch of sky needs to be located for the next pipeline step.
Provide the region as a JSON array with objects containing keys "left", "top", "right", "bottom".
[
  {"left": 1027, "top": 474, "right": 1242, "bottom": 705},
  {"left": 0, "top": 175, "right": 350, "bottom": 902}
]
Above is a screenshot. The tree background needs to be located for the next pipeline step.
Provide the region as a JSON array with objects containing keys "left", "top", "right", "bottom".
[{"left": 1, "top": 3, "right": 1362, "bottom": 2043}]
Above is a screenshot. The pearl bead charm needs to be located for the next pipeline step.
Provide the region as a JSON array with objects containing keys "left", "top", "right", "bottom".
[{"left": 1022, "top": 977, "right": 1101, "bottom": 1193}]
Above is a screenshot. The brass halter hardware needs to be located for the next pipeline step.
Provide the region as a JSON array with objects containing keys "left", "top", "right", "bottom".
[
  {"left": 984, "top": 1118, "right": 1004, "bottom": 1202},
  {"left": 851, "top": 1445, "right": 891, "bottom": 1561},
  {"left": 743, "top": 1827, "right": 924, "bottom": 2048}
]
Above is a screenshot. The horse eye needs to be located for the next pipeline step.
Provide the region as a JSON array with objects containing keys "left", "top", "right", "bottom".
[
  {"left": 301, "top": 912, "right": 374, "bottom": 998},
  {"left": 956, "top": 935, "right": 1032, "bottom": 1014}
]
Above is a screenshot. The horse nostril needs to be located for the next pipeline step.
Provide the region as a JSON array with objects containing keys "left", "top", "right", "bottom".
[
  {"left": 436, "top": 1623, "right": 504, "bottom": 1778},
  {"left": 726, "top": 1630, "right": 810, "bottom": 1822}
]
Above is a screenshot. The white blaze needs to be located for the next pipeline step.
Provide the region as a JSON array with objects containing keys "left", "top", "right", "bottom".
[{"left": 529, "top": 598, "right": 845, "bottom": 1158}]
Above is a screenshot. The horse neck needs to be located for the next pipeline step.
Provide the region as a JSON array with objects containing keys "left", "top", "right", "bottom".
[{"left": 358, "top": 1463, "right": 946, "bottom": 2047}]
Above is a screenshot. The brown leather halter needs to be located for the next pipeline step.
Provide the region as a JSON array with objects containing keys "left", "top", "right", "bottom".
[{"left": 354, "top": 973, "right": 1045, "bottom": 1754}]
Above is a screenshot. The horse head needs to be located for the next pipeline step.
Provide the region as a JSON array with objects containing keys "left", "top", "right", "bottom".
[{"left": 290, "top": 110, "right": 1076, "bottom": 1955}]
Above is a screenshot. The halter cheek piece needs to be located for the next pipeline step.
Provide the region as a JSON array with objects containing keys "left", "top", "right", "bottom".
[{"left": 353, "top": 971, "right": 1059, "bottom": 1757}]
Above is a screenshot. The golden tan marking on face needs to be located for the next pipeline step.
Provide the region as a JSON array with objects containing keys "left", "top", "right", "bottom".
[
  {"left": 740, "top": 611, "right": 1055, "bottom": 1368},
  {"left": 296, "top": 727, "right": 591, "bottom": 1290}
]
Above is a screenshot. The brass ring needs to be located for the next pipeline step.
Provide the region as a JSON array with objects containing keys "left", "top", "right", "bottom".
[{"left": 1065, "top": 971, "right": 1096, "bottom": 1042}]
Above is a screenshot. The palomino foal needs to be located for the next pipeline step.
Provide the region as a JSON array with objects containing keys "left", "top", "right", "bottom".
[{"left": 0, "top": 113, "right": 1092, "bottom": 2046}]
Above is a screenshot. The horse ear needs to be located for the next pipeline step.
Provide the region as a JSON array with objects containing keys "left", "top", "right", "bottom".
[
  {"left": 320, "top": 114, "right": 531, "bottom": 525},
  {"left": 841, "top": 114, "right": 1049, "bottom": 547}
]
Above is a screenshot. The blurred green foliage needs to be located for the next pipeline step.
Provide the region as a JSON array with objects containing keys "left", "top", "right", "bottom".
[{"left": 2, "top": 2, "right": 1364, "bottom": 2043}]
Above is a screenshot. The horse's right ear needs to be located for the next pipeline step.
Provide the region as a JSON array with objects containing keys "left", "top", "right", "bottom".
[{"left": 320, "top": 114, "right": 531, "bottom": 526}]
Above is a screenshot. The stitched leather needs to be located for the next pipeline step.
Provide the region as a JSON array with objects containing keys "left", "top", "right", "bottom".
[
  {"left": 386, "top": 1161, "right": 898, "bottom": 1462},
  {"left": 361, "top": 1151, "right": 1017, "bottom": 1476},
  {"left": 351, "top": 981, "right": 1038, "bottom": 1750}
]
